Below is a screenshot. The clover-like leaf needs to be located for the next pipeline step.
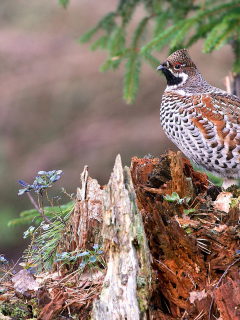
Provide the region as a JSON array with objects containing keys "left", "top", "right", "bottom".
[
  {"left": 76, "top": 251, "right": 90, "bottom": 257},
  {"left": 23, "top": 226, "right": 35, "bottom": 239},
  {"left": 18, "top": 169, "right": 64, "bottom": 195},
  {"left": 163, "top": 192, "right": 180, "bottom": 202},
  {"left": 89, "top": 256, "right": 97, "bottom": 263},
  {"left": 183, "top": 208, "right": 195, "bottom": 215},
  {"left": 80, "top": 261, "right": 87, "bottom": 268},
  {"left": 93, "top": 244, "right": 99, "bottom": 251},
  {"left": 18, "top": 180, "right": 28, "bottom": 188}
]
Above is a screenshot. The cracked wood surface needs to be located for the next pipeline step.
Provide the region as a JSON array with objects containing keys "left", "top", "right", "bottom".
[{"left": 92, "top": 155, "right": 151, "bottom": 320}]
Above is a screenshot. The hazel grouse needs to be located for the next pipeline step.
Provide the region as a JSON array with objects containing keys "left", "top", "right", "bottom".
[{"left": 157, "top": 49, "right": 240, "bottom": 189}]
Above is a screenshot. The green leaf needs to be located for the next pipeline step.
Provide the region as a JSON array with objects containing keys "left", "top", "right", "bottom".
[
  {"left": 186, "top": 19, "right": 222, "bottom": 48},
  {"left": 90, "top": 35, "right": 108, "bottom": 51},
  {"left": 89, "top": 255, "right": 97, "bottom": 263},
  {"left": 123, "top": 53, "right": 141, "bottom": 104},
  {"left": 153, "top": 12, "right": 169, "bottom": 38},
  {"left": 78, "top": 27, "right": 99, "bottom": 44},
  {"left": 77, "top": 0, "right": 240, "bottom": 105},
  {"left": 185, "top": 227, "right": 192, "bottom": 234},
  {"left": 76, "top": 251, "right": 90, "bottom": 257},
  {"left": 108, "top": 27, "right": 126, "bottom": 70},
  {"left": 203, "top": 18, "right": 240, "bottom": 53},
  {"left": 100, "top": 48, "right": 132, "bottom": 73},
  {"left": 183, "top": 208, "right": 195, "bottom": 215},
  {"left": 171, "top": 192, "right": 180, "bottom": 200},
  {"left": 59, "top": 0, "right": 69, "bottom": 9},
  {"left": 141, "top": 52, "right": 160, "bottom": 70},
  {"left": 132, "top": 17, "right": 149, "bottom": 48},
  {"left": 170, "top": 19, "right": 196, "bottom": 50},
  {"left": 141, "top": 21, "right": 185, "bottom": 53},
  {"left": 118, "top": 0, "right": 141, "bottom": 25},
  {"left": 163, "top": 192, "right": 180, "bottom": 202},
  {"left": 23, "top": 226, "right": 35, "bottom": 239},
  {"left": 8, "top": 201, "right": 74, "bottom": 227},
  {"left": 98, "top": 12, "right": 117, "bottom": 33}
]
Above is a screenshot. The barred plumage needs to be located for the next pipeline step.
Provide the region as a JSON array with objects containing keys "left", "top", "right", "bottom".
[{"left": 157, "top": 49, "right": 240, "bottom": 188}]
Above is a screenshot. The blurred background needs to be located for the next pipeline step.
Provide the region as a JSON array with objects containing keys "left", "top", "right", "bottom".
[{"left": 0, "top": 0, "right": 233, "bottom": 264}]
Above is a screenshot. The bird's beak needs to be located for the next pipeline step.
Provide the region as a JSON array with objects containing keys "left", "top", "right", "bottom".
[{"left": 156, "top": 65, "right": 164, "bottom": 71}]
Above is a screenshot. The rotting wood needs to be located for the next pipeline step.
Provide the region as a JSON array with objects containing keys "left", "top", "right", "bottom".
[
  {"left": 38, "top": 289, "right": 68, "bottom": 320},
  {"left": 131, "top": 150, "right": 240, "bottom": 320},
  {"left": 73, "top": 165, "right": 103, "bottom": 250},
  {"left": 92, "top": 154, "right": 151, "bottom": 320},
  {"left": 60, "top": 165, "right": 103, "bottom": 256},
  {"left": 2, "top": 151, "right": 240, "bottom": 320},
  {"left": 166, "top": 151, "right": 194, "bottom": 200}
]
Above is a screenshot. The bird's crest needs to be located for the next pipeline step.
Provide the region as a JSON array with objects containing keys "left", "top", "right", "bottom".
[{"left": 166, "top": 49, "right": 196, "bottom": 68}]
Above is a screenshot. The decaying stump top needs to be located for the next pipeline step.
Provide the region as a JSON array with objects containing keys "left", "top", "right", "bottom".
[{"left": 130, "top": 150, "right": 240, "bottom": 320}]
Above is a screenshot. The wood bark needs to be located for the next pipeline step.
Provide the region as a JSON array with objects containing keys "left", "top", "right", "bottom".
[
  {"left": 60, "top": 165, "right": 103, "bottom": 257},
  {"left": 92, "top": 155, "right": 151, "bottom": 320}
]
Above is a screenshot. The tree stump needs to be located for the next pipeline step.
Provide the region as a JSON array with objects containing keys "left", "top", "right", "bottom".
[
  {"left": 92, "top": 155, "right": 151, "bottom": 320},
  {"left": 3, "top": 151, "right": 240, "bottom": 320},
  {"left": 91, "top": 151, "right": 240, "bottom": 320}
]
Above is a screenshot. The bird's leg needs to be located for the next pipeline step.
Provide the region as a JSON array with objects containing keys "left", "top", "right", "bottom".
[{"left": 222, "top": 178, "right": 238, "bottom": 189}]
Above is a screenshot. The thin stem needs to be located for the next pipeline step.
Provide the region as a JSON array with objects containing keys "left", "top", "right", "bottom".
[
  {"left": 0, "top": 257, "right": 21, "bottom": 283},
  {"left": 27, "top": 192, "right": 42, "bottom": 215},
  {"left": 36, "top": 194, "right": 52, "bottom": 224},
  {"left": 26, "top": 229, "right": 37, "bottom": 262},
  {"left": 0, "top": 267, "right": 14, "bottom": 276},
  {"left": 45, "top": 190, "right": 65, "bottom": 225}
]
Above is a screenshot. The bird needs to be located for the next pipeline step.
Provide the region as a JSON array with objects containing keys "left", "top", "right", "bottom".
[{"left": 157, "top": 48, "right": 240, "bottom": 189}]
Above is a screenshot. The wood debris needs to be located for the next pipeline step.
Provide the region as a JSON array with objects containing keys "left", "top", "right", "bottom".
[{"left": 1, "top": 150, "right": 240, "bottom": 320}]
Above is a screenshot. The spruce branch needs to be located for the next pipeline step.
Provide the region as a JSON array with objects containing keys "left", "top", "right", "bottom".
[
  {"left": 141, "top": 52, "right": 160, "bottom": 70},
  {"left": 124, "top": 52, "right": 141, "bottom": 104},
  {"left": 76, "top": 0, "right": 240, "bottom": 103}
]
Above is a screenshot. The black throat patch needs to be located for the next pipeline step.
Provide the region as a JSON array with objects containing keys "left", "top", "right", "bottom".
[{"left": 161, "top": 68, "right": 183, "bottom": 86}]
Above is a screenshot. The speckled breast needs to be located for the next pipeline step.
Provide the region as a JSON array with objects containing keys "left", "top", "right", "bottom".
[{"left": 160, "top": 91, "right": 240, "bottom": 179}]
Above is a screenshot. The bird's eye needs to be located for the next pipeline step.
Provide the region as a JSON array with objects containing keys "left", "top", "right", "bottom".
[{"left": 174, "top": 63, "right": 181, "bottom": 70}]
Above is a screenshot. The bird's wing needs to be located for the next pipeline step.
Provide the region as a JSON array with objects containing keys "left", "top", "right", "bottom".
[{"left": 188, "top": 92, "right": 240, "bottom": 147}]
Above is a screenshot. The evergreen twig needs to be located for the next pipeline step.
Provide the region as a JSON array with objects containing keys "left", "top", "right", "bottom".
[{"left": 76, "top": 0, "right": 240, "bottom": 102}]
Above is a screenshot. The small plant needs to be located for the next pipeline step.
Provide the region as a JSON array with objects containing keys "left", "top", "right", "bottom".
[
  {"left": 0, "top": 254, "right": 16, "bottom": 283},
  {"left": 183, "top": 208, "right": 195, "bottom": 215},
  {"left": 0, "top": 254, "right": 9, "bottom": 265},
  {"left": 18, "top": 170, "right": 64, "bottom": 224},
  {"left": 15, "top": 169, "right": 77, "bottom": 272},
  {"left": 163, "top": 192, "right": 195, "bottom": 216},
  {"left": 23, "top": 226, "right": 35, "bottom": 239},
  {"left": 56, "top": 244, "right": 105, "bottom": 273},
  {"left": 14, "top": 169, "right": 105, "bottom": 278},
  {"left": 0, "top": 255, "right": 9, "bottom": 277},
  {"left": 19, "top": 260, "right": 36, "bottom": 271},
  {"left": 163, "top": 192, "right": 190, "bottom": 205},
  {"left": 18, "top": 170, "right": 64, "bottom": 196},
  {"left": 21, "top": 202, "right": 74, "bottom": 272}
]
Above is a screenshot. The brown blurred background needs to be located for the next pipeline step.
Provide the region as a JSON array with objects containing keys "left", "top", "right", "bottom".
[{"left": 0, "top": 0, "right": 233, "bottom": 263}]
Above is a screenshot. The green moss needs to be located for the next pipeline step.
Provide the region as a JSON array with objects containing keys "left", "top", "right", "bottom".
[
  {"left": 226, "top": 185, "right": 240, "bottom": 197},
  {"left": 230, "top": 196, "right": 240, "bottom": 209},
  {"left": 137, "top": 275, "right": 146, "bottom": 288},
  {"left": 0, "top": 299, "right": 33, "bottom": 319},
  {"left": 137, "top": 285, "right": 148, "bottom": 312}
]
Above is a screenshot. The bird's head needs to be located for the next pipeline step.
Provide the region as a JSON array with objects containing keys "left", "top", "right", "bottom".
[{"left": 157, "top": 49, "right": 197, "bottom": 88}]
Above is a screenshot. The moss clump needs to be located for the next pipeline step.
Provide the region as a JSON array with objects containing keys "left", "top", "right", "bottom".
[
  {"left": 227, "top": 185, "right": 240, "bottom": 198},
  {"left": 0, "top": 299, "right": 32, "bottom": 320},
  {"left": 230, "top": 196, "right": 240, "bottom": 209}
]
